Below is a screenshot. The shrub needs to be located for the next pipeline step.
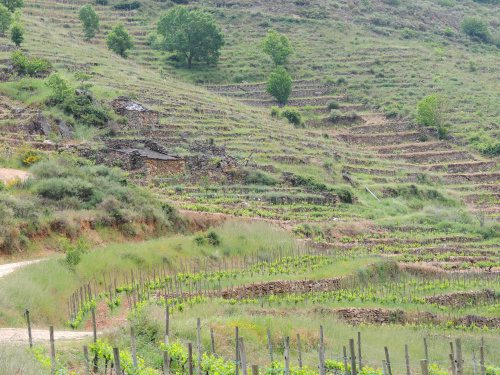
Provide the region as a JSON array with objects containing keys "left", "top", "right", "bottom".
[
  {"left": 112, "top": 1, "right": 140, "bottom": 10},
  {"left": 270, "top": 106, "right": 280, "bottom": 118},
  {"left": 157, "top": 6, "right": 224, "bottom": 68},
  {"left": 281, "top": 107, "right": 302, "bottom": 127},
  {"left": 242, "top": 169, "right": 277, "bottom": 185},
  {"left": 95, "top": 0, "right": 108, "bottom": 4},
  {"left": 79, "top": 4, "right": 99, "bottom": 41},
  {"left": 106, "top": 23, "right": 133, "bottom": 57},
  {"left": 266, "top": 66, "right": 292, "bottom": 105},
  {"left": 1, "top": 0, "right": 23, "bottom": 12},
  {"left": 45, "top": 73, "right": 71, "bottom": 104},
  {"left": 261, "top": 29, "right": 293, "bottom": 65},
  {"left": 461, "top": 17, "right": 491, "bottom": 43},
  {"left": 35, "top": 177, "right": 96, "bottom": 203},
  {"left": 11, "top": 51, "right": 51, "bottom": 76},
  {"left": 416, "top": 94, "right": 446, "bottom": 128},
  {"left": 21, "top": 150, "right": 42, "bottom": 166},
  {"left": 327, "top": 101, "right": 339, "bottom": 110},
  {"left": 0, "top": 4, "right": 11, "bottom": 36},
  {"left": 10, "top": 22, "right": 23, "bottom": 46}
]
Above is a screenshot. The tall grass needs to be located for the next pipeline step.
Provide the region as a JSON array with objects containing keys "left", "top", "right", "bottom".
[
  {"left": 0, "top": 222, "right": 297, "bottom": 325},
  {"left": 0, "top": 345, "right": 48, "bottom": 375}
]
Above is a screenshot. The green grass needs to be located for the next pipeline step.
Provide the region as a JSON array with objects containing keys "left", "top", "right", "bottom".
[
  {"left": 0, "top": 221, "right": 296, "bottom": 325},
  {"left": 0, "top": 345, "right": 48, "bottom": 375}
]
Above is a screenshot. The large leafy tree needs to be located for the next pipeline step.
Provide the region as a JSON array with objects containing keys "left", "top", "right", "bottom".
[
  {"left": 157, "top": 6, "right": 224, "bottom": 69},
  {"left": 1, "top": 0, "right": 23, "bottom": 12},
  {"left": 106, "top": 23, "right": 133, "bottom": 57},
  {"left": 261, "top": 29, "right": 293, "bottom": 66},
  {"left": 79, "top": 4, "right": 99, "bottom": 41},
  {"left": 0, "top": 4, "right": 11, "bottom": 36},
  {"left": 266, "top": 66, "right": 292, "bottom": 105}
]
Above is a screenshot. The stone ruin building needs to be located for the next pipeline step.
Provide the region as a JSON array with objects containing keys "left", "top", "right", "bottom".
[{"left": 111, "top": 96, "right": 160, "bottom": 131}]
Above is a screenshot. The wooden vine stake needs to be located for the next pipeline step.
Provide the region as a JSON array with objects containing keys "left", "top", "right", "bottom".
[
  {"left": 479, "top": 346, "right": 485, "bottom": 375},
  {"left": 455, "top": 339, "right": 464, "bottom": 375},
  {"left": 188, "top": 343, "right": 193, "bottom": 375},
  {"left": 251, "top": 365, "right": 259, "bottom": 375},
  {"left": 239, "top": 338, "right": 248, "bottom": 375},
  {"left": 267, "top": 328, "right": 274, "bottom": 363},
  {"left": 49, "top": 326, "right": 56, "bottom": 375},
  {"left": 210, "top": 327, "right": 216, "bottom": 355},
  {"left": 384, "top": 347, "right": 392, "bottom": 375},
  {"left": 83, "top": 346, "right": 90, "bottom": 375},
  {"left": 404, "top": 344, "right": 411, "bottom": 375},
  {"left": 343, "top": 346, "right": 349, "bottom": 375},
  {"left": 349, "top": 338, "right": 357, "bottom": 375},
  {"left": 357, "top": 332, "right": 362, "bottom": 370},
  {"left": 25, "top": 309, "right": 33, "bottom": 348},
  {"left": 297, "top": 333, "right": 303, "bottom": 369},
  {"left": 131, "top": 327, "right": 138, "bottom": 368},
  {"left": 235, "top": 326, "right": 240, "bottom": 375},
  {"left": 113, "top": 348, "right": 121, "bottom": 375},
  {"left": 420, "top": 359, "right": 429, "bottom": 375},
  {"left": 197, "top": 318, "right": 202, "bottom": 375},
  {"left": 284, "top": 336, "right": 290, "bottom": 375}
]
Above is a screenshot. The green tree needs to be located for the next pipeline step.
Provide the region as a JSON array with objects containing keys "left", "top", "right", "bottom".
[
  {"left": 1, "top": 0, "right": 23, "bottom": 12},
  {"left": 10, "top": 22, "right": 22, "bottom": 46},
  {"left": 78, "top": 4, "right": 99, "bottom": 41},
  {"left": 461, "top": 17, "right": 491, "bottom": 43},
  {"left": 261, "top": 29, "right": 293, "bottom": 65},
  {"left": 266, "top": 66, "right": 292, "bottom": 105},
  {"left": 46, "top": 73, "right": 71, "bottom": 104},
  {"left": 416, "top": 94, "right": 446, "bottom": 128},
  {"left": 106, "top": 23, "right": 133, "bottom": 57},
  {"left": 157, "top": 6, "right": 224, "bottom": 69},
  {"left": 0, "top": 4, "right": 11, "bottom": 36}
]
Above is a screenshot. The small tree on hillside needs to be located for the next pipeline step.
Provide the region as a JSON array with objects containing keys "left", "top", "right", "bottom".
[
  {"left": 266, "top": 66, "right": 292, "bottom": 105},
  {"left": 416, "top": 94, "right": 446, "bottom": 128},
  {"left": 79, "top": 4, "right": 99, "bottom": 41},
  {"left": 1, "top": 0, "right": 23, "bottom": 12},
  {"left": 0, "top": 4, "right": 11, "bottom": 36},
  {"left": 157, "top": 6, "right": 224, "bottom": 68},
  {"left": 10, "top": 22, "right": 22, "bottom": 46},
  {"left": 106, "top": 23, "right": 133, "bottom": 57},
  {"left": 461, "top": 17, "right": 491, "bottom": 43},
  {"left": 261, "top": 29, "right": 293, "bottom": 65}
]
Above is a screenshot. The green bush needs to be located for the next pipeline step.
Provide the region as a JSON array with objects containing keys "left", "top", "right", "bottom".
[
  {"left": 106, "top": 23, "right": 133, "bottom": 57},
  {"left": 1, "top": 0, "right": 23, "bottom": 12},
  {"left": 112, "top": 1, "right": 140, "bottom": 10},
  {"left": 0, "top": 4, "right": 11, "bottom": 36},
  {"left": 35, "top": 177, "right": 96, "bottom": 203},
  {"left": 416, "top": 94, "right": 446, "bottom": 128},
  {"left": 281, "top": 107, "right": 302, "bottom": 127},
  {"left": 327, "top": 101, "right": 339, "bottom": 110},
  {"left": 261, "top": 29, "right": 294, "bottom": 65},
  {"left": 79, "top": 4, "right": 99, "bottom": 41},
  {"left": 11, "top": 51, "right": 51, "bottom": 77},
  {"left": 10, "top": 23, "right": 23, "bottom": 47},
  {"left": 266, "top": 66, "right": 292, "bottom": 105},
  {"left": 461, "top": 17, "right": 491, "bottom": 43},
  {"left": 242, "top": 169, "right": 278, "bottom": 186}
]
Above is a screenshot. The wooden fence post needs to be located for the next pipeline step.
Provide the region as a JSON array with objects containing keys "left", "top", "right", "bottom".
[
  {"left": 49, "top": 326, "right": 56, "bottom": 375},
  {"left": 113, "top": 348, "right": 121, "bottom": 375},
  {"left": 165, "top": 305, "right": 170, "bottom": 337},
  {"left": 163, "top": 347, "right": 170, "bottom": 375},
  {"left": 25, "top": 309, "right": 33, "bottom": 348},
  {"left": 420, "top": 359, "right": 429, "bottom": 375},
  {"left": 357, "top": 332, "right": 362, "bottom": 370},
  {"left": 384, "top": 347, "right": 392, "bottom": 375},
  {"left": 297, "top": 333, "right": 303, "bottom": 369},
  {"left": 188, "top": 343, "right": 194, "bottom": 375},
  {"left": 83, "top": 345, "right": 90, "bottom": 375},
  {"left": 404, "top": 344, "right": 411, "bottom": 375},
  {"left": 211, "top": 327, "right": 216, "bottom": 355},
  {"left": 131, "top": 327, "right": 137, "bottom": 368},
  {"left": 349, "top": 338, "right": 357, "bottom": 375},
  {"left": 91, "top": 308, "right": 97, "bottom": 343},
  {"left": 343, "top": 346, "right": 349, "bottom": 375},
  {"left": 319, "top": 326, "right": 325, "bottom": 375},
  {"left": 450, "top": 353, "right": 457, "bottom": 375},
  {"left": 284, "top": 336, "right": 290, "bottom": 375},
  {"left": 197, "top": 318, "right": 202, "bottom": 375},
  {"left": 240, "top": 338, "right": 248, "bottom": 375},
  {"left": 479, "top": 346, "right": 485, "bottom": 375},
  {"left": 251, "top": 365, "right": 259, "bottom": 375},
  {"left": 267, "top": 328, "right": 274, "bottom": 363},
  {"left": 455, "top": 338, "right": 464, "bottom": 375},
  {"left": 423, "top": 337, "right": 429, "bottom": 362},
  {"left": 235, "top": 326, "right": 240, "bottom": 375}
]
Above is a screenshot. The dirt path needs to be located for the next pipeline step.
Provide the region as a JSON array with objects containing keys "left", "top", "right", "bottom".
[
  {"left": 0, "top": 168, "right": 30, "bottom": 184},
  {"left": 0, "top": 328, "right": 93, "bottom": 343},
  {"left": 0, "top": 259, "right": 44, "bottom": 278}
]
